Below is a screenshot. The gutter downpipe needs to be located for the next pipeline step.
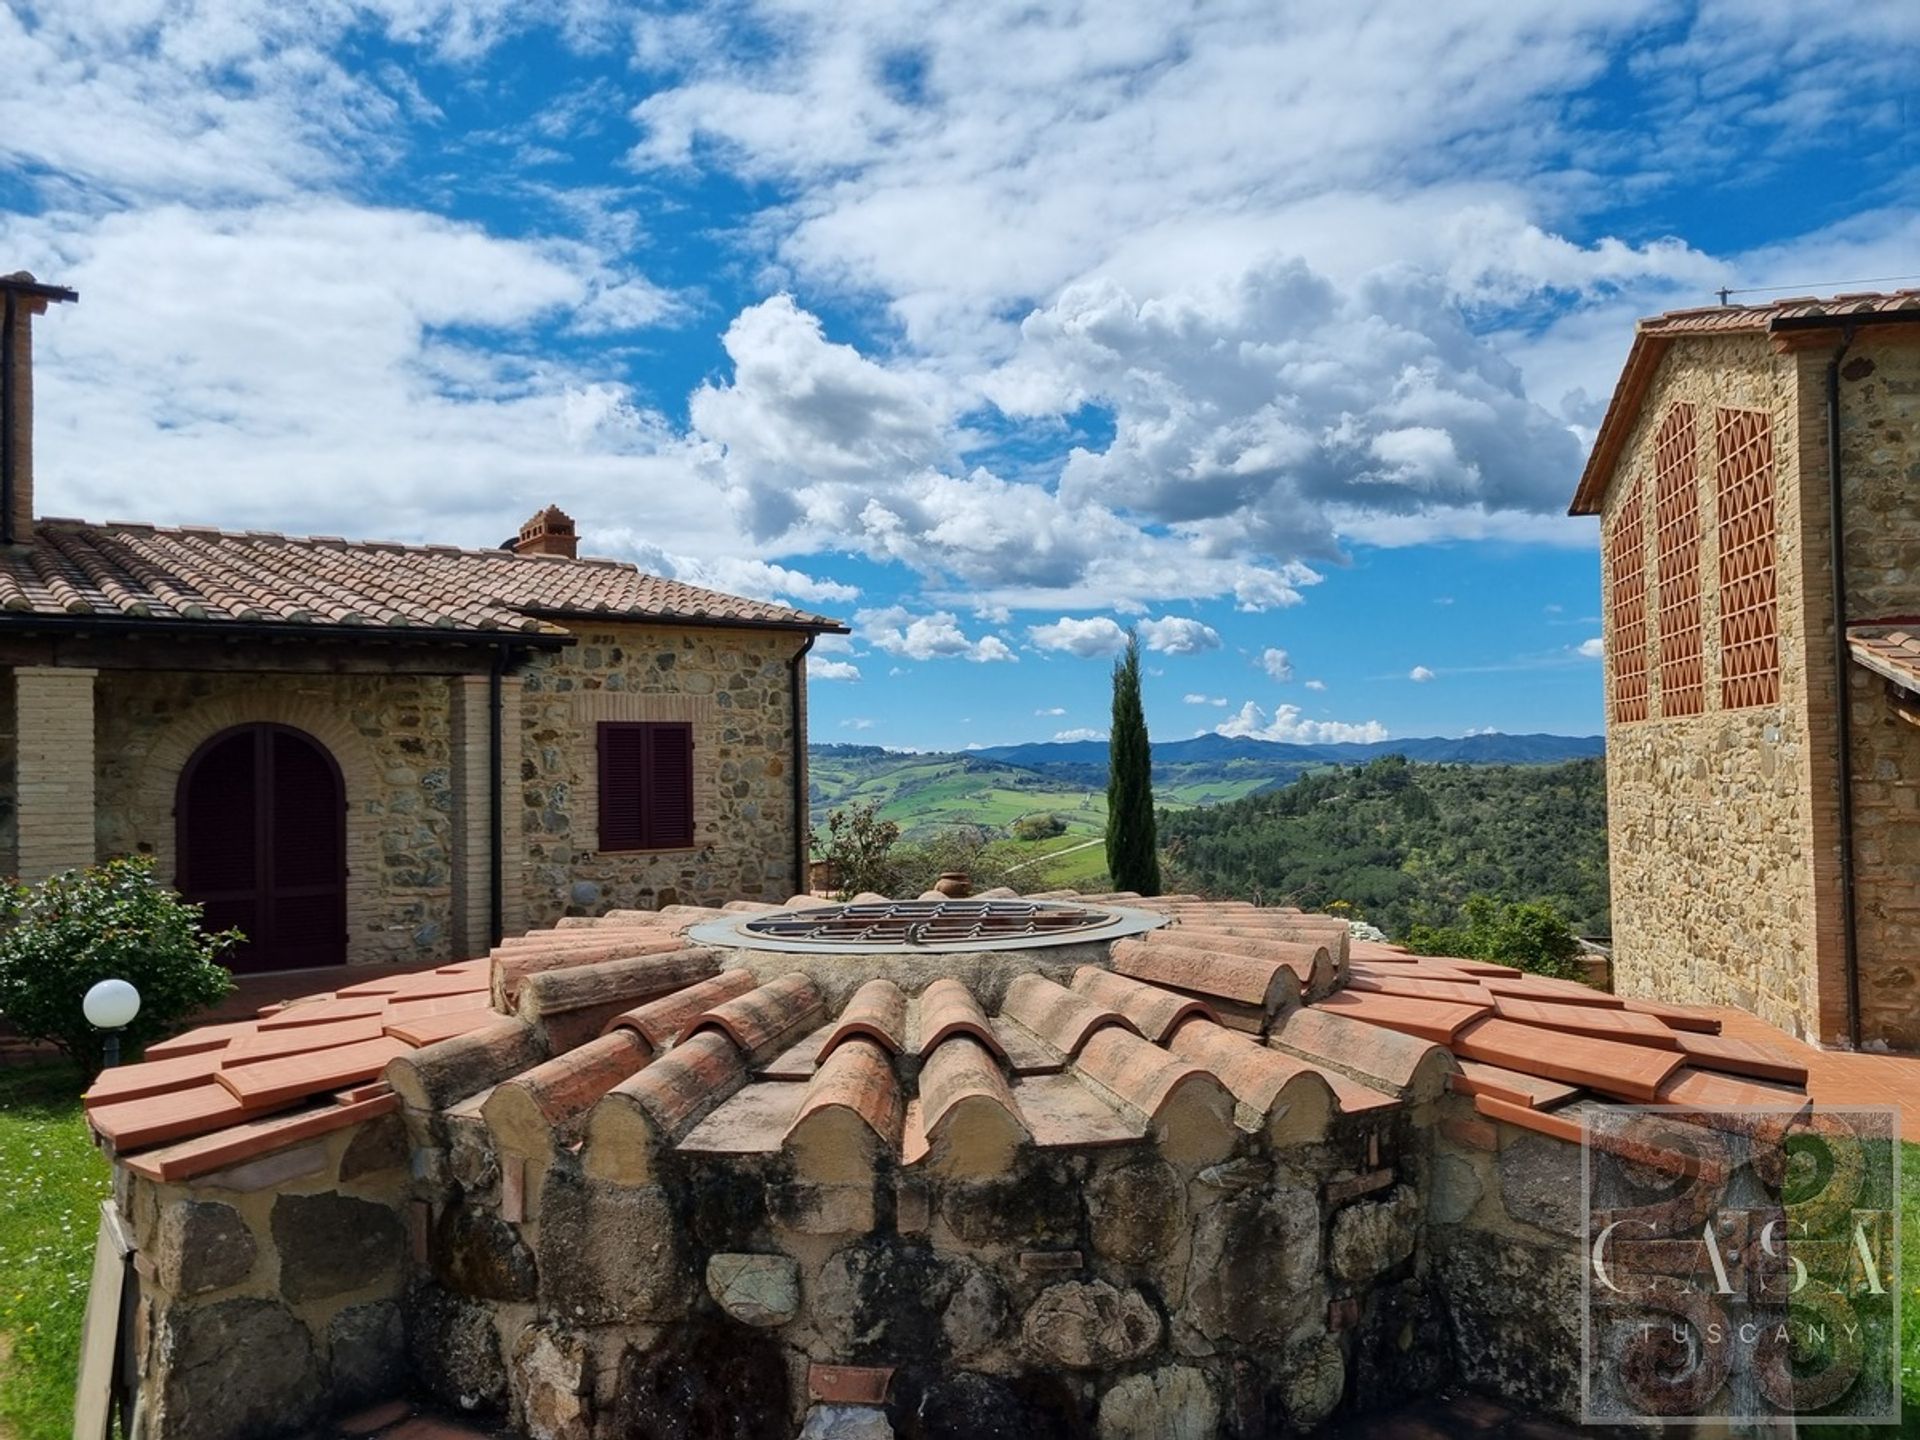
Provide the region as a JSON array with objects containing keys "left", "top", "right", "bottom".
[
  {"left": 490, "top": 641, "right": 508, "bottom": 948},
  {"left": 1, "top": 288, "right": 15, "bottom": 547},
  {"left": 1826, "top": 328, "right": 1863, "bottom": 1048},
  {"left": 788, "top": 634, "right": 816, "bottom": 896}
]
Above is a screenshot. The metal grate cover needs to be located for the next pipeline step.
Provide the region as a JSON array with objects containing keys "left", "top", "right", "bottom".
[{"left": 687, "top": 898, "right": 1167, "bottom": 954}]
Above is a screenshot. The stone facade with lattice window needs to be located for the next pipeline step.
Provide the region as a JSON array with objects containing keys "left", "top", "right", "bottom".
[{"left": 1574, "top": 294, "right": 1920, "bottom": 1050}]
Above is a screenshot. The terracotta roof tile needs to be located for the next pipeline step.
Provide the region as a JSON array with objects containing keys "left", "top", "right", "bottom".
[
  {"left": 1490, "top": 995, "right": 1683, "bottom": 1048},
  {"left": 84, "top": 1050, "right": 231, "bottom": 1108},
  {"left": 787, "top": 1037, "right": 904, "bottom": 1149},
  {"left": 1165, "top": 1017, "right": 1334, "bottom": 1135},
  {"left": 0, "top": 520, "right": 844, "bottom": 637},
  {"left": 682, "top": 973, "right": 827, "bottom": 1064},
  {"left": 219, "top": 1015, "right": 392, "bottom": 1064},
  {"left": 820, "top": 979, "right": 909, "bottom": 1059},
  {"left": 610, "top": 1030, "right": 749, "bottom": 1139},
  {"left": 1070, "top": 966, "right": 1215, "bottom": 1043},
  {"left": 1655, "top": 1066, "right": 1811, "bottom": 1110},
  {"left": 1073, "top": 1026, "right": 1226, "bottom": 1126},
  {"left": 1672, "top": 1031, "right": 1808, "bottom": 1085},
  {"left": 1318, "top": 1071, "right": 1402, "bottom": 1116},
  {"left": 1448, "top": 1058, "right": 1582, "bottom": 1110},
  {"left": 1268, "top": 1005, "right": 1453, "bottom": 1099},
  {"left": 217, "top": 1036, "right": 414, "bottom": 1109},
  {"left": 919, "top": 1034, "right": 1026, "bottom": 1148},
  {"left": 1000, "top": 974, "right": 1137, "bottom": 1058},
  {"left": 87, "top": 1081, "right": 274, "bottom": 1151},
  {"left": 1618, "top": 997, "right": 1721, "bottom": 1034},
  {"left": 1472, "top": 1092, "right": 1586, "bottom": 1145},
  {"left": 1848, "top": 625, "right": 1920, "bottom": 696},
  {"left": 604, "top": 968, "right": 757, "bottom": 1050},
  {"left": 484, "top": 1030, "right": 651, "bottom": 1150},
  {"left": 121, "top": 1092, "right": 400, "bottom": 1183},
  {"left": 141, "top": 1020, "right": 259, "bottom": 1060},
  {"left": 1109, "top": 936, "right": 1297, "bottom": 1013},
  {"left": 914, "top": 977, "right": 1006, "bottom": 1058}
]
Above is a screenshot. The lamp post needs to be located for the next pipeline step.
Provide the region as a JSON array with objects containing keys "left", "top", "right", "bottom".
[{"left": 83, "top": 979, "right": 141, "bottom": 1069}]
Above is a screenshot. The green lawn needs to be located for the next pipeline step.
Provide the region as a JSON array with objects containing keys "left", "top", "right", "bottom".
[{"left": 0, "top": 1063, "right": 110, "bottom": 1440}]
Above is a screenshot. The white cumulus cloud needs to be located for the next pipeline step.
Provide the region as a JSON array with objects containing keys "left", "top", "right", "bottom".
[
  {"left": 1305, "top": 679, "right": 1327, "bottom": 692},
  {"left": 1409, "top": 665, "right": 1437, "bottom": 683},
  {"left": 1183, "top": 693, "right": 1228, "bottom": 707},
  {"left": 1029, "top": 616, "right": 1130, "bottom": 658},
  {"left": 1215, "top": 702, "right": 1389, "bottom": 745},
  {"left": 1261, "top": 647, "right": 1294, "bottom": 682},
  {"left": 1054, "top": 728, "right": 1107, "bottom": 743},
  {"left": 1138, "top": 615, "right": 1222, "bottom": 655},
  {"left": 811, "top": 659, "right": 861, "bottom": 681},
  {"left": 1577, "top": 637, "right": 1604, "bottom": 658},
  {"left": 859, "top": 606, "right": 1015, "bottom": 663}
]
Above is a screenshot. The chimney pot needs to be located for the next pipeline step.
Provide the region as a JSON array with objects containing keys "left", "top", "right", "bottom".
[{"left": 514, "top": 504, "right": 579, "bottom": 560}]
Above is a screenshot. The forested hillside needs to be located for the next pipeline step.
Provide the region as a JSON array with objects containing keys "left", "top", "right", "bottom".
[{"left": 1159, "top": 755, "right": 1609, "bottom": 938}]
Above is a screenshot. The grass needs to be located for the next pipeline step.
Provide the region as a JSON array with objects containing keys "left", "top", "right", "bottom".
[{"left": 0, "top": 1063, "right": 111, "bottom": 1440}]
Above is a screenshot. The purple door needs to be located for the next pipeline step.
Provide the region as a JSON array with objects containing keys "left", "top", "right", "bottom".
[{"left": 176, "top": 724, "right": 347, "bottom": 973}]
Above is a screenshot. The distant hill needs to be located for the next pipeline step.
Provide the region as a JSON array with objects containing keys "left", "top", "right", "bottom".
[{"left": 968, "top": 731, "right": 1603, "bottom": 772}]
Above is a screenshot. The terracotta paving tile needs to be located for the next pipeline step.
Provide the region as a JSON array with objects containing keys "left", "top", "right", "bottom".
[
  {"left": 333, "top": 974, "right": 422, "bottom": 997},
  {"left": 1312, "top": 990, "right": 1492, "bottom": 1045},
  {"left": 1673, "top": 1031, "right": 1808, "bottom": 1085},
  {"left": 142, "top": 1020, "right": 259, "bottom": 1060},
  {"left": 684, "top": 973, "right": 827, "bottom": 1064},
  {"left": 1074, "top": 1025, "right": 1223, "bottom": 1124},
  {"left": 1448, "top": 1058, "right": 1581, "bottom": 1110},
  {"left": 1491, "top": 995, "right": 1683, "bottom": 1049},
  {"left": 1000, "top": 974, "right": 1136, "bottom": 1057},
  {"left": 1319, "top": 1071, "right": 1403, "bottom": 1116},
  {"left": 1619, "top": 997, "right": 1721, "bottom": 1032},
  {"left": 788, "top": 1036, "right": 903, "bottom": 1148},
  {"left": 1473, "top": 1092, "right": 1586, "bottom": 1145},
  {"left": 915, "top": 977, "right": 1006, "bottom": 1058},
  {"left": 217, "top": 1035, "right": 414, "bottom": 1109},
  {"left": 1070, "top": 966, "right": 1214, "bottom": 1043},
  {"left": 384, "top": 992, "right": 499, "bottom": 1022},
  {"left": 677, "top": 1078, "right": 806, "bottom": 1157},
  {"left": 123, "top": 1092, "right": 400, "bottom": 1183},
  {"left": 759, "top": 1023, "right": 832, "bottom": 1080},
  {"left": 808, "top": 1364, "right": 892, "bottom": 1405},
  {"left": 219, "top": 1015, "right": 390, "bottom": 1065},
  {"left": 919, "top": 1034, "right": 1024, "bottom": 1143},
  {"left": 84, "top": 1050, "right": 229, "bottom": 1108},
  {"left": 605, "top": 968, "right": 756, "bottom": 1050},
  {"left": 87, "top": 1081, "right": 274, "bottom": 1151},
  {"left": 985, "top": 1015, "right": 1066, "bottom": 1075},
  {"left": 1110, "top": 936, "right": 1295, "bottom": 1011},
  {"left": 1011, "top": 1073, "right": 1144, "bottom": 1148},
  {"left": 1451, "top": 1017, "right": 1683, "bottom": 1102},
  {"left": 1478, "top": 973, "right": 1622, "bottom": 1007},
  {"left": 1269, "top": 1005, "right": 1450, "bottom": 1097},
  {"left": 614, "top": 1030, "right": 748, "bottom": 1139},
  {"left": 1655, "top": 1066, "right": 1811, "bottom": 1110},
  {"left": 1166, "top": 1016, "right": 1334, "bottom": 1124},
  {"left": 1415, "top": 957, "right": 1522, "bottom": 978},
  {"left": 382, "top": 1006, "right": 497, "bottom": 1048},
  {"left": 820, "top": 979, "right": 908, "bottom": 1059},
  {"left": 255, "top": 996, "right": 391, "bottom": 1030},
  {"left": 1346, "top": 972, "right": 1494, "bottom": 1004}
]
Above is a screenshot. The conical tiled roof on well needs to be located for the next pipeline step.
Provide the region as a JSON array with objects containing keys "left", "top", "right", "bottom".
[{"left": 83, "top": 893, "right": 1810, "bottom": 1185}]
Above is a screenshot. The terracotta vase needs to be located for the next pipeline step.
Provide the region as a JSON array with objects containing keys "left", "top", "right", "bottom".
[{"left": 934, "top": 872, "right": 972, "bottom": 898}]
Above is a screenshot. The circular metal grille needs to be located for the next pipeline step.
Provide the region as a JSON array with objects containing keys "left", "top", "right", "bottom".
[{"left": 687, "top": 898, "right": 1167, "bottom": 953}]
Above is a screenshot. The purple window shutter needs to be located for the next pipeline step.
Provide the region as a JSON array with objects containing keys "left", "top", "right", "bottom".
[
  {"left": 598, "top": 723, "right": 647, "bottom": 850},
  {"left": 644, "top": 722, "right": 695, "bottom": 848},
  {"left": 599, "top": 722, "right": 695, "bottom": 850}
]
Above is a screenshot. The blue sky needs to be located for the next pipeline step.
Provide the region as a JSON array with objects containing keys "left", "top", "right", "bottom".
[{"left": 3, "top": 3, "right": 1915, "bottom": 751}]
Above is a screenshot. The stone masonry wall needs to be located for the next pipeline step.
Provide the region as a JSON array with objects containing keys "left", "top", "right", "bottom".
[
  {"left": 1600, "top": 334, "right": 1827, "bottom": 1040},
  {"left": 119, "top": 1113, "right": 412, "bottom": 1440},
  {"left": 516, "top": 623, "right": 805, "bottom": 925},
  {"left": 93, "top": 671, "right": 460, "bottom": 968},
  {"left": 1833, "top": 333, "right": 1920, "bottom": 1049},
  {"left": 0, "top": 668, "right": 15, "bottom": 877}
]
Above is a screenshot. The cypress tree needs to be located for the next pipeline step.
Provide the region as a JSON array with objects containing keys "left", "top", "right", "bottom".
[{"left": 1105, "top": 632, "right": 1161, "bottom": 895}]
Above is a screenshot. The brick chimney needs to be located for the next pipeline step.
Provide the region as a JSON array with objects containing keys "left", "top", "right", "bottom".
[
  {"left": 1, "top": 272, "right": 78, "bottom": 546},
  {"left": 513, "top": 504, "right": 578, "bottom": 559}
]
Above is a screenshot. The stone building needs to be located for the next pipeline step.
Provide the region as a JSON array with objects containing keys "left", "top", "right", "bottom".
[
  {"left": 84, "top": 889, "right": 1823, "bottom": 1438},
  {"left": 0, "top": 273, "right": 844, "bottom": 973},
  {"left": 1572, "top": 289, "right": 1920, "bottom": 1050}
]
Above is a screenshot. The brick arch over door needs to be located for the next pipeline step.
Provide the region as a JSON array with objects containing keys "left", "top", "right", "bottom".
[{"left": 134, "top": 695, "right": 380, "bottom": 961}]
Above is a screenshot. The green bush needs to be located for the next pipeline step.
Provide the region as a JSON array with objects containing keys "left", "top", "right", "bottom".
[
  {"left": 0, "top": 857, "right": 237, "bottom": 1079},
  {"left": 1011, "top": 812, "right": 1067, "bottom": 842},
  {"left": 815, "top": 803, "right": 904, "bottom": 899},
  {"left": 1405, "top": 893, "right": 1583, "bottom": 980}
]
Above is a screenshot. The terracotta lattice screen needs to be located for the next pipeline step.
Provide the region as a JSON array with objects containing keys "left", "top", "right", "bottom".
[
  {"left": 1716, "top": 407, "right": 1780, "bottom": 708},
  {"left": 1652, "top": 404, "right": 1705, "bottom": 717},
  {"left": 1607, "top": 477, "right": 1650, "bottom": 723}
]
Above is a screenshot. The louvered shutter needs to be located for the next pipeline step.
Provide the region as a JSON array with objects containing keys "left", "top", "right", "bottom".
[
  {"left": 598, "top": 723, "right": 648, "bottom": 850},
  {"left": 598, "top": 722, "right": 695, "bottom": 851},
  {"left": 644, "top": 722, "right": 695, "bottom": 848}
]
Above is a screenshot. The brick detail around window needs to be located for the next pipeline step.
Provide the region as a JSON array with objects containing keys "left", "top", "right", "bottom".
[
  {"left": 1607, "top": 477, "right": 1650, "bottom": 724},
  {"left": 1715, "top": 408, "right": 1780, "bottom": 709},
  {"left": 1652, "top": 404, "right": 1705, "bottom": 717}
]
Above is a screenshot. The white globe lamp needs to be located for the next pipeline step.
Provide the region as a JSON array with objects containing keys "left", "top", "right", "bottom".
[{"left": 83, "top": 978, "right": 141, "bottom": 1067}]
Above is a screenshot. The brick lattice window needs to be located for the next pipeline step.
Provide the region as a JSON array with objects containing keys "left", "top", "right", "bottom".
[
  {"left": 1607, "top": 476, "right": 1650, "bottom": 724},
  {"left": 1716, "top": 407, "right": 1780, "bottom": 709},
  {"left": 1652, "top": 404, "right": 1705, "bottom": 717}
]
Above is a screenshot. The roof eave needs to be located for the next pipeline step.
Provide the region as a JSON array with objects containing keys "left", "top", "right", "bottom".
[
  {"left": 519, "top": 607, "right": 851, "bottom": 637},
  {"left": 0, "top": 612, "right": 574, "bottom": 648}
]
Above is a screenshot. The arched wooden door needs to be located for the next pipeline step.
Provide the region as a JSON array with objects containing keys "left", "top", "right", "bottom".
[{"left": 176, "top": 723, "right": 347, "bottom": 973}]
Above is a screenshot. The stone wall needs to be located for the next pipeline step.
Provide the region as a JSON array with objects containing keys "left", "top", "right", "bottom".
[
  {"left": 516, "top": 623, "right": 805, "bottom": 925},
  {"left": 0, "top": 668, "right": 15, "bottom": 878},
  {"left": 1599, "top": 335, "right": 1829, "bottom": 1040},
  {"left": 1833, "top": 332, "right": 1920, "bottom": 1049},
  {"left": 118, "top": 1113, "right": 412, "bottom": 1440},
  {"left": 1427, "top": 1105, "right": 1586, "bottom": 1418},
  {"left": 93, "top": 671, "right": 461, "bottom": 968}
]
